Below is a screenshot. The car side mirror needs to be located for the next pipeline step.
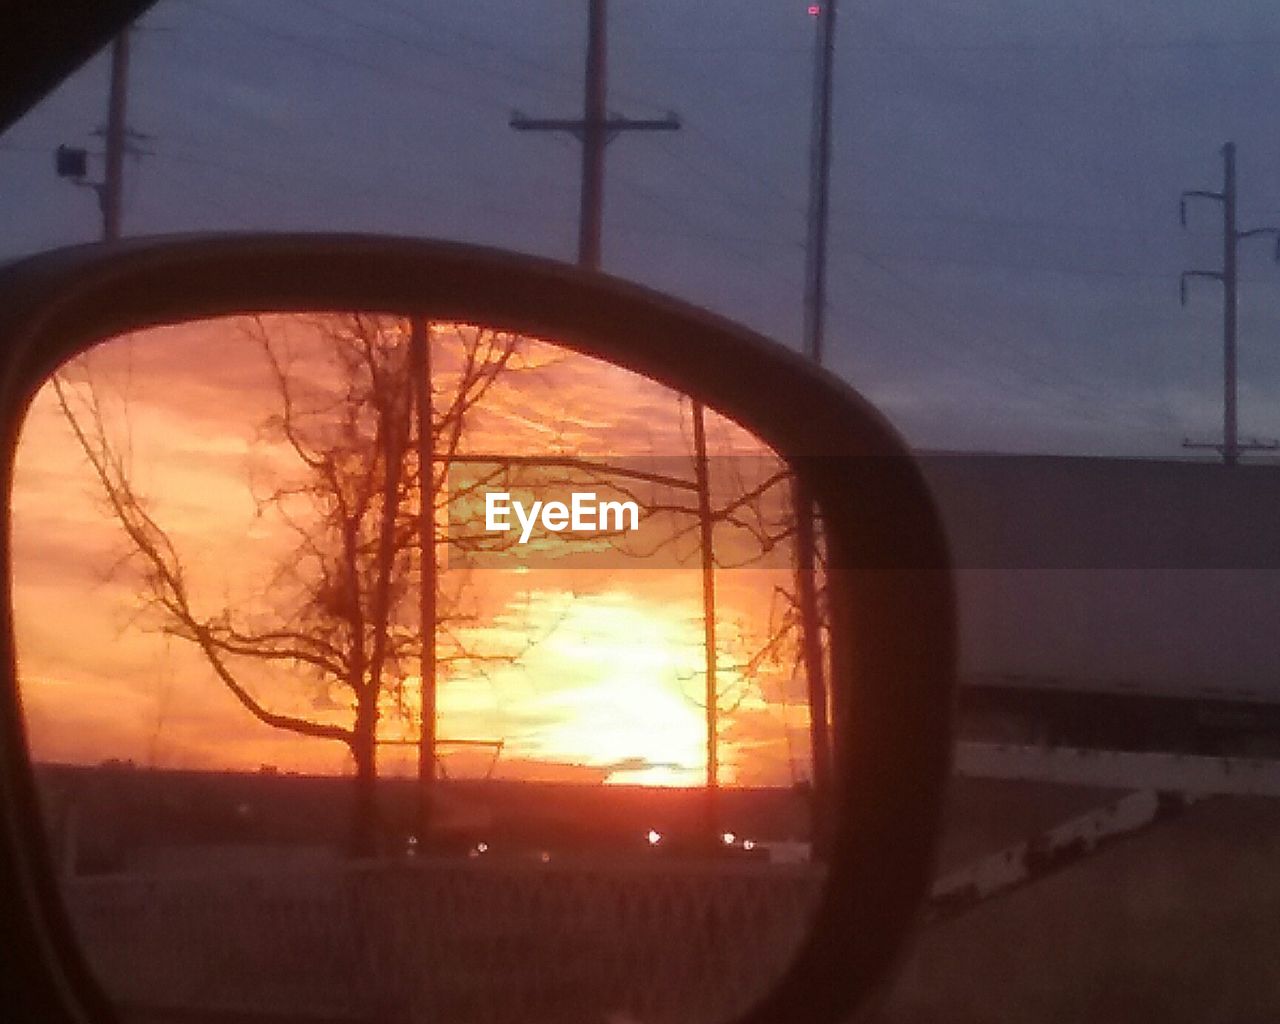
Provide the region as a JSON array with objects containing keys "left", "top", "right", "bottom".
[{"left": 0, "top": 235, "right": 954, "bottom": 1024}]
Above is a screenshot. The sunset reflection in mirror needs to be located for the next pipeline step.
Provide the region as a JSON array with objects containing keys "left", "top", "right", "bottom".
[{"left": 14, "top": 315, "right": 831, "bottom": 860}]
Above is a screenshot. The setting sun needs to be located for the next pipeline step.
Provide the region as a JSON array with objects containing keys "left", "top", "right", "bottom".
[{"left": 492, "top": 592, "right": 712, "bottom": 786}]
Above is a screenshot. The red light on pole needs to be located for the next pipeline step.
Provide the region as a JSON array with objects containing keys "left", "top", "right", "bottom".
[{"left": 808, "top": 4, "right": 821, "bottom": 15}]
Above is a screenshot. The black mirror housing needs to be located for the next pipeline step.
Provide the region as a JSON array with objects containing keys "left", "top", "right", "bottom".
[{"left": 0, "top": 234, "right": 955, "bottom": 1024}]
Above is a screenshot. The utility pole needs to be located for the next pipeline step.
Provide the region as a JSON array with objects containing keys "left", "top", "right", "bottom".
[
  {"left": 410, "top": 320, "right": 437, "bottom": 842},
  {"left": 100, "top": 31, "right": 130, "bottom": 241},
  {"left": 509, "top": 0, "right": 728, "bottom": 838},
  {"left": 510, "top": 0, "right": 680, "bottom": 271},
  {"left": 803, "top": 0, "right": 837, "bottom": 365},
  {"left": 795, "top": 0, "right": 838, "bottom": 853},
  {"left": 1180, "top": 142, "right": 1280, "bottom": 465},
  {"left": 692, "top": 404, "right": 719, "bottom": 835},
  {"left": 55, "top": 29, "right": 148, "bottom": 241}
]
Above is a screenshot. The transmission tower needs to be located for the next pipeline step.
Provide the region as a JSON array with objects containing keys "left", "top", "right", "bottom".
[{"left": 1179, "top": 142, "right": 1280, "bottom": 464}]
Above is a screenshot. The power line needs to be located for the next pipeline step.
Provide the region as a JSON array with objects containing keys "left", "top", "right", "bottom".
[
  {"left": 595, "top": 209, "right": 1253, "bottom": 287},
  {"left": 386, "top": 142, "right": 1150, "bottom": 425},
  {"left": 606, "top": 166, "right": 1139, "bottom": 428},
  {"left": 282, "top": 0, "right": 582, "bottom": 111},
  {"left": 147, "top": 149, "right": 342, "bottom": 206},
  {"left": 625, "top": 117, "right": 1259, "bottom": 287},
  {"left": 680, "top": 118, "right": 807, "bottom": 212},
  {"left": 366, "top": 0, "right": 672, "bottom": 114},
  {"left": 35, "top": 2, "right": 1260, "bottom": 445},
  {"left": 368, "top": 0, "right": 580, "bottom": 81},
  {"left": 843, "top": 11, "right": 1280, "bottom": 55},
  {"left": 283, "top": 0, "right": 457, "bottom": 60},
  {"left": 608, "top": 166, "right": 788, "bottom": 263},
  {"left": 616, "top": 44, "right": 810, "bottom": 55},
  {"left": 134, "top": 160, "right": 256, "bottom": 226},
  {"left": 602, "top": 155, "right": 1244, "bottom": 419},
  {"left": 642, "top": 137, "right": 801, "bottom": 238},
  {"left": 843, "top": 253, "right": 1114, "bottom": 409},
  {"left": 848, "top": 35, "right": 1280, "bottom": 55},
  {"left": 830, "top": 240, "right": 1228, "bottom": 284},
  {"left": 833, "top": 239, "right": 1204, "bottom": 437},
  {"left": 182, "top": 0, "right": 507, "bottom": 117},
  {"left": 834, "top": 204, "right": 1201, "bottom": 236}
]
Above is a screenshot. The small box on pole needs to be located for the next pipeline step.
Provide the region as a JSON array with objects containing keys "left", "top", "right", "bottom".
[{"left": 55, "top": 145, "right": 88, "bottom": 180}]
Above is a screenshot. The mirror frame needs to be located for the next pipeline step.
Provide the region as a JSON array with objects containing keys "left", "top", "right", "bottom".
[{"left": 0, "top": 234, "right": 955, "bottom": 1024}]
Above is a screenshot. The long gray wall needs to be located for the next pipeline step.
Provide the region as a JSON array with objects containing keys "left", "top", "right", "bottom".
[{"left": 918, "top": 456, "right": 1280, "bottom": 701}]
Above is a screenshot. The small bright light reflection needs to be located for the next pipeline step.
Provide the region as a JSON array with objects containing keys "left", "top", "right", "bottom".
[
  {"left": 722, "top": 831, "right": 736, "bottom": 845},
  {"left": 743, "top": 839, "right": 756, "bottom": 851},
  {"left": 476, "top": 841, "right": 489, "bottom": 853},
  {"left": 808, "top": 4, "right": 821, "bottom": 15},
  {"left": 540, "top": 851, "right": 551, "bottom": 863},
  {"left": 646, "top": 829, "right": 662, "bottom": 846}
]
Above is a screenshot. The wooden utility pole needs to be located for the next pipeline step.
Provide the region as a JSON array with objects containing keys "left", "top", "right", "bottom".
[
  {"left": 796, "top": 0, "right": 838, "bottom": 852},
  {"left": 100, "top": 31, "right": 130, "bottom": 241},
  {"left": 510, "top": 0, "right": 680, "bottom": 271},
  {"left": 509, "top": 2, "right": 726, "bottom": 837},
  {"left": 577, "top": 0, "right": 607, "bottom": 268},
  {"left": 692, "top": 403, "right": 720, "bottom": 834},
  {"left": 410, "top": 320, "right": 438, "bottom": 840},
  {"left": 802, "top": 0, "right": 837, "bottom": 366},
  {"left": 56, "top": 31, "right": 141, "bottom": 240},
  {"left": 1180, "top": 142, "right": 1280, "bottom": 464}
]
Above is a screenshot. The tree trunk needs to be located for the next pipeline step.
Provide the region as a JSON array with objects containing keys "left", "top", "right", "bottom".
[{"left": 348, "top": 697, "right": 380, "bottom": 859}]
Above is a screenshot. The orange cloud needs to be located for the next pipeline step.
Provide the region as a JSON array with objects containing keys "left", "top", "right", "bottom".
[{"left": 13, "top": 314, "right": 817, "bottom": 790}]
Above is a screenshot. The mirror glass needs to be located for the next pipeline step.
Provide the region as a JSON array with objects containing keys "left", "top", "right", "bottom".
[{"left": 13, "top": 313, "right": 830, "bottom": 1024}]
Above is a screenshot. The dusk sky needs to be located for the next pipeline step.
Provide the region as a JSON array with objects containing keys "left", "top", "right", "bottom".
[
  {"left": 12, "top": 317, "right": 811, "bottom": 786},
  {"left": 5, "top": 1, "right": 1280, "bottom": 456}
]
